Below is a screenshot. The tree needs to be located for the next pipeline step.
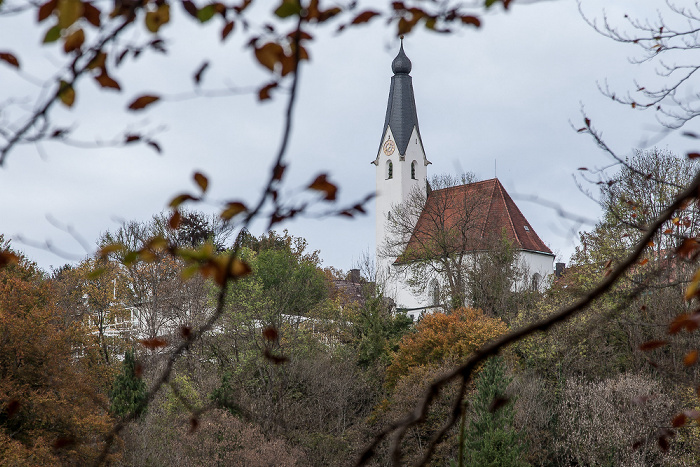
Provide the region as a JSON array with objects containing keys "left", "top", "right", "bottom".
[
  {"left": 381, "top": 173, "right": 491, "bottom": 309},
  {"left": 0, "top": 242, "right": 115, "bottom": 464},
  {"left": 386, "top": 306, "right": 508, "bottom": 389},
  {"left": 455, "top": 356, "right": 529, "bottom": 467},
  {"left": 581, "top": 2, "right": 700, "bottom": 130},
  {"left": 110, "top": 349, "right": 147, "bottom": 418}
]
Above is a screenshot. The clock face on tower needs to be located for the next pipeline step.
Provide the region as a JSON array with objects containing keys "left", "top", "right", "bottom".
[{"left": 383, "top": 140, "right": 395, "bottom": 156}]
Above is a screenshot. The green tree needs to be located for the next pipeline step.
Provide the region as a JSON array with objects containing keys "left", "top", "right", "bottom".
[
  {"left": 456, "top": 356, "right": 529, "bottom": 467},
  {"left": 110, "top": 349, "right": 147, "bottom": 418}
]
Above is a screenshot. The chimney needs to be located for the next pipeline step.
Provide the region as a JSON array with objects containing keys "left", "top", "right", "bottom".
[
  {"left": 555, "top": 262, "right": 565, "bottom": 278},
  {"left": 349, "top": 268, "right": 361, "bottom": 283}
]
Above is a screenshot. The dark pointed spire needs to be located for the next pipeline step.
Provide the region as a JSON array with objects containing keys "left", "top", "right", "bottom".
[{"left": 379, "top": 40, "right": 422, "bottom": 157}]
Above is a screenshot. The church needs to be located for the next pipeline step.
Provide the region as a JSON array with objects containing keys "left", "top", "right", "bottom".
[{"left": 373, "top": 42, "right": 554, "bottom": 320}]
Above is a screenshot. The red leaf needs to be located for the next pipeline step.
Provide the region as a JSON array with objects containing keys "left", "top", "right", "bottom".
[
  {"left": 0, "top": 52, "right": 19, "bottom": 68},
  {"left": 83, "top": 2, "right": 101, "bottom": 27},
  {"left": 639, "top": 340, "right": 668, "bottom": 351},
  {"left": 124, "top": 134, "right": 140, "bottom": 143},
  {"left": 273, "top": 164, "right": 285, "bottom": 181},
  {"left": 221, "top": 21, "right": 234, "bottom": 41},
  {"left": 262, "top": 326, "right": 278, "bottom": 341},
  {"left": 38, "top": 0, "right": 57, "bottom": 22},
  {"left": 95, "top": 72, "right": 121, "bottom": 90},
  {"left": 460, "top": 15, "right": 480, "bottom": 27},
  {"left": 128, "top": 94, "right": 160, "bottom": 111},
  {"left": 193, "top": 61, "right": 209, "bottom": 85},
  {"left": 308, "top": 173, "right": 338, "bottom": 201},
  {"left": 688, "top": 152, "right": 700, "bottom": 159},
  {"left": 169, "top": 210, "right": 181, "bottom": 229},
  {"left": 351, "top": 10, "right": 380, "bottom": 24},
  {"left": 258, "top": 81, "right": 278, "bottom": 101},
  {"left": 182, "top": 0, "right": 198, "bottom": 17},
  {"left": 139, "top": 337, "right": 168, "bottom": 349},
  {"left": 684, "top": 349, "right": 698, "bottom": 366}
]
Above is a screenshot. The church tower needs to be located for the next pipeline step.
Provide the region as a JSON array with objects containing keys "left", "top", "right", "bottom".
[{"left": 373, "top": 41, "right": 430, "bottom": 279}]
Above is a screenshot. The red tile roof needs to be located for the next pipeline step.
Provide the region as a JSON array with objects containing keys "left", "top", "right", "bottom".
[{"left": 398, "top": 178, "right": 552, "bottom": 262}]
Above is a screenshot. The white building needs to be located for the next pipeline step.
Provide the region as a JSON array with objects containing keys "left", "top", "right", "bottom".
[{"left": 373, "top": 42, "right": 554, "bottom": 320}]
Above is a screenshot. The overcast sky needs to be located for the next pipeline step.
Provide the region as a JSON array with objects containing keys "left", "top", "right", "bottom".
[{"left": 0, "top": 0, "right": 696, "bottom": 272}]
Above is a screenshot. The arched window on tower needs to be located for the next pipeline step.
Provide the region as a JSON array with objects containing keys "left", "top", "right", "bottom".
[
  {"left": 387, "top": 160, "right": 393, "bottom": 179},
  {"left": 411, "top": 160, "right": 417, "bottom": 179},
  {"left": 431, "top": 279, "right": 440, "bottom": 306}
]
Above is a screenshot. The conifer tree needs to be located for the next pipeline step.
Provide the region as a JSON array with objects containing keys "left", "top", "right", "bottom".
[
  {"left": 456, "top": 356, "right": 530, "bottom": 467},
  {"left": 110, "top": 349, "right": 147, "bottom": 417}
]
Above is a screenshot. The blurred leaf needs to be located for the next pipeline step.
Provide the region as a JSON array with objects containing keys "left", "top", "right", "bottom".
[
  {"left": 128, "top": 94, "right": 160, "bottom": 110},
  {"left": 63, "top": 28, "right": 85, "bottom": 52},
  {"left": 0, "top": 52, "right": 19, "bottom": 68},
  {"left": 308, "top": 173, "right": 337, "bottom": 201},
  {"left": 169, "top": 193, "right": 197, "bottom": 208},
  {"left": 193, "top": 61, "right": 208, "bottom": 85},
  {"left": 57, "top": 0, "right": 83, "bottom": 28},
  {"left": 95, "top": 72, "right": 121, "bottom": 90},
  {"left": 0, "top": 251, "right": 19, "bottom": 268},
  {"left": 639, "top": 258, "right": 648, "bottom": 265},
  {"left": 264, "top": 348, "right": 288, "bottom": 365},
  {"left": 83, "top": 1, "right": 100, "bottom": 26},
  {"left": 688, "top": 152, "right": 700, "bottom": 159},
  {"left": 193, "top": 172, "right": 208, "bottom": 192},
  {"left": 97, "top": 243, "right": 124, "bottom": 259},
  {"left": 197, "top": 4, "right": 216, "bottom": 22},
  {"left": 274, "top": 0, "right": 301, "bottom": 18},
  {"left": 221, "top": 20, "right": 234, "bottom": 41},
  {"left": 255, "top": 42, "right": 283, "bottom": 71},
  {"left": 87, "top": 51, "right": 106, "bottom": 70},
  {"left": 672, "top": 413, "right": 687, "bottom": 427},
  {"left": 43, "top": 25, "right": 61, "bottom": 43},
  {"left": 145, "top": 4, "right": 170, "bottom": 33},
  {"left": 262, "top": 326, "right": 278, "bottom": 341},
  {"left": 182, "top": 0, "right": 197, "bottom": 17},
  {"left": 5, "top": 399, "right": 20, "bottom": 418},
  {"left": 169, "top": 208, "right": 181, "bottom": 228},
  {"left": 220, "top": 201, "right": 247, "bottom": 220},
  {"left": 38, "top": 0, "right": 58, "bottom": 21},
  {"left": 684, "top": 350, "right": 698, "bottom": 366},
  {"left": 460, "top": 15, "right": 480, "bottom": 27},
  {"left": 258, "top": 81, "right": 277, "bottom": 101},
  {"left": 58, "top": 80, "right": 75, "bottom": 107},
  {"left": 139, "top": 337, "right": 168, "bottom": 349},
  {"left": 273, "top": 163, "right": 285, "bottom": 181},
  {"left": 639, "top": 340, "right": 667, "bottom": 351},
  {"left": 351, "top": 10, "right": 379, "bottom": 24},
  {"left": 685, "top": 269, "right": 700, "bottom": 301}
]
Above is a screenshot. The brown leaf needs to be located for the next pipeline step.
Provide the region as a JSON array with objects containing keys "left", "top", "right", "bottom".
[
  {"left": 145, "top": 4, "right": 170, "bottom": 33},
  {"left": 87, "top": 51, "right": 106, "bottom": 70},
  {"left": 685, "top": 269, "right": 700, "bottom": 301},
  {"left": 221, "top": 21, "right": 234, "bottom": 41},
  {"left": 0, "top": 52, "right": 20, "bottom": 68},
  {"left": 193, "top": 172, "right": 208, "bottom": 193},
  {"left": 262, "top": 326, "right": 278, "bottom": 341},
  {"left": 139, "top": 337, "right": 168, "bottom": 349},
  {"left": 220, "top": 201, "right": 247, "bottom": 220},
  {"left": 684, "top": 350, "right": 698, "bottom": 366},
  {"left": 351, "top": 10, "right": 380, "bottom": 24},
  {"left": 677, "top": 238, "right": 700, "bottom": 261},
  {"left": 273, "top": 164, "right": 286, "bottom": 181},
  {"left": 688, "top": 152, "right": 700, "bottom": 159},
  {"left": 189, "top": 417, "right": 199, "bottom": 433},
  {"left": 95, "top": 72, "right": 121, "bottom": 90},
  {"left": 57, "top": 0, "right": 83, "bottom": 29},
  {"left": 83, "top": 2, "right": 101, "bottom": 27},
  {"left": 5, "top": 399, "right": 20, "bottom": 418},
  {"left": 255, "top": 42, "right": 284, "bottom": 71},
  {"left": 128, "top": 94, "right": 160, "bottom": 111},
  {"left": 308, "top": 173, "right": 337, "bottom": 201},
  {"left": 182, "top": 0, "right": 198, "bottom": 18},
  {"left": 58, "top": 80, "right": 75, "bottom": 107},
  {"left": 0, "top": 251, "right": 20, "bottom": 268},
  {"left": 263, "top": 348, "right": 289, "bottom": 365},
  {"left": 180, "top": 326, "right": 192, "bottom": 339},
  {"left": 460, "top": 15, "right": 480, "bottom": 27},
  {"left": 38, "top": 0, "right": 58, "bottom": 22},
  {"left": 53, "top": 437, "right": 76, "bottom": 450},
  {"left": 639, "top": 258, "right": 649, "bottom": 265},
  {"left": 147, "top": 140, "right": 161, "bottom": 153},
  {"left": 229, "top": 258, "right": 251, "bottom": 278},
  {"left": 639, "top": 340, "right": 668, "bottom": 351},
  {"left": 97, "top": 243, "right": 123, "bottom": 260},
  {"left": 193, "top": 61, "right": 209, "bottom": 85},
  {"left": 258, "top": 81, "right": 278, "bottom": 101},
  {"left": 169, "top": 210, "right": 181, "bottom": 229}
]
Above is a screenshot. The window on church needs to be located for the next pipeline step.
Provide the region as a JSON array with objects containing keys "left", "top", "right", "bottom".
[
  {"left": 531, "top": 273, "right": 541, "bottom": 291},
  {"left": 387, "top": 161, "right": 393, "bottom": 179},
  {"left": 411, "top": 161, "right": 416, "bottom": 179},
  {"left": 431, "top": 279, "right": 440, "bottom": 306}
]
